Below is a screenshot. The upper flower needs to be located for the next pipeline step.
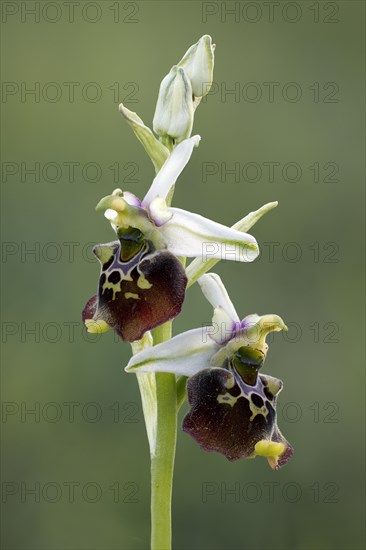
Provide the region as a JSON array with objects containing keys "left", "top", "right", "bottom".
[
  {"left": 82, "top": 138, "right": 259, "bottom": 343},
  {"left": 126, "top": 273, "right": 293, "bottom": 469}
]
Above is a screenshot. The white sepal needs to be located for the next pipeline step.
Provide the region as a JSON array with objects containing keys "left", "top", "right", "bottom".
[
  {"left": 126, "top": 328, "right": 219, "bottom": 376},
  {"left": 142, "top": 135, "right": 200, "bottom": 207},
  {"left": 159, "top": 207, "right": 259, "bottom": 261},
  {"left": 199, "top": 273, "right": 240, "bottom": 326}
]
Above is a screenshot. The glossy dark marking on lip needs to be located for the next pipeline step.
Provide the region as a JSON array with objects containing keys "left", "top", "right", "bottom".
[
  {"left": 83, "top": 239, "right": 187, "bottom": 342},
  {"left": 251, "top": 393, "right": 264, "bottom": 408},
  {"left": 183, "top": 367, "right": 293, "bottom": 468},
  {"left": 108, "top": 271, "right": 122, "bottom": 284}
]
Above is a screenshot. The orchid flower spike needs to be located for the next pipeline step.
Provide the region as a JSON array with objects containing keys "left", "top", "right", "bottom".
[
  {"left": 126, "top": 273, "right": 293, "bottom": 470},
  {"left": 82, "top": 138, "right": 259, "bottom": 343}
]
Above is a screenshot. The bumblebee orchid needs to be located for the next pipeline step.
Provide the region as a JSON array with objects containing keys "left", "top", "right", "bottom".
[
  {"left": 82, "top": 137, "right": 259, "bottom": 342},
  {"left": 126, "top": 273, "right": 293, "bottom": 470}
]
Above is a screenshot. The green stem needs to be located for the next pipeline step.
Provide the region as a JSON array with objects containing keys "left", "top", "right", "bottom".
[
  {"left": 176, "top": 376, "right": 188, "bottom": 411},
  {"left": 150, "top": 322, "right": 177, "bottom": 550}
]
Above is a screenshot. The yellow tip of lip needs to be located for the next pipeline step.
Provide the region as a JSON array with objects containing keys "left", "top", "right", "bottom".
[
  {"left": 85, "top": 319, "right": 110, "bottom": 334},
  {"left": 254, "top": 440, "right": 285, "bottom": 458}
]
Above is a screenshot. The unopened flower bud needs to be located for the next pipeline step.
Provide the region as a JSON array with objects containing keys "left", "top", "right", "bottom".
[
  {"left": 178, "top": 35, "right": 215, "bottom": 98},
  {"left": 153, "top": 66, "right": 193, "bottom": 145}
]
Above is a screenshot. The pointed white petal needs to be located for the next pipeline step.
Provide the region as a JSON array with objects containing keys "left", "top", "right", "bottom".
[
  {"left": 199, "top": 273, "right": 239, "bottom": 324},
  {"left": 159, "top": 208, "right": 259, "bottom": 261},
  {"left": 142, "top": 135, "right": 200, "bottom": 207},
  {"left": 125, "top": 327, "right": 219, "bottom": 376}
]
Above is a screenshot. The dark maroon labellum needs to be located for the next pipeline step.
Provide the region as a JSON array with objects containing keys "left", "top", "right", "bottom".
[{"left": 82, "top": 233, "right": 187, "bottom": 342}]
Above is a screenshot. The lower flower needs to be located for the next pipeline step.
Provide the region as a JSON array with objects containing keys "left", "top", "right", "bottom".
[
  {"left": 126, "top": 273, "right": 293, "bottom": 469},
  {"left": 183, "top": 353, "right": 293, "bottom": 469}
]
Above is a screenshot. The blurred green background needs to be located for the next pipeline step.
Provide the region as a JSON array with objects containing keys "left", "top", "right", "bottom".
[{"left": 1, "top": 1, "right": 365, "bottom": 549}]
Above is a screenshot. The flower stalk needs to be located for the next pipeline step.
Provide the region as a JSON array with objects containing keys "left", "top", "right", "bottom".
[{"left": 150, "top": 323, "right": 176, "bottom": 550}]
